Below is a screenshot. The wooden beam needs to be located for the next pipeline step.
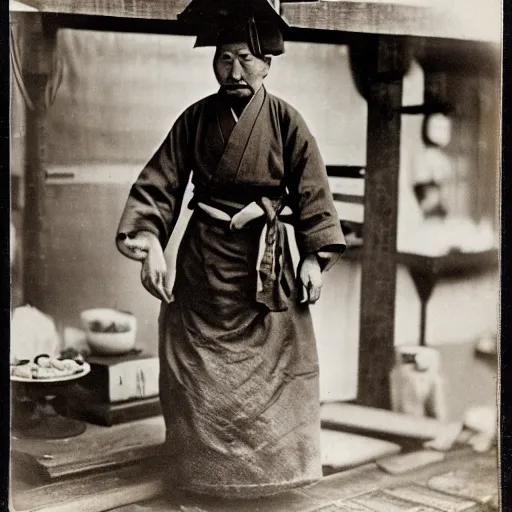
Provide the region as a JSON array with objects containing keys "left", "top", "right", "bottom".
[
  {"left": 281, "top": 1, "right": 501, "bottom": 43},
  {"left": 357, "top": 35, "right": 407, "bottom": 409},
  {"left": 11, "top": 1, "right": 500, "bottom": 42},
  {"left": 321, "top": 403, "right": 462, "bottom": 442},
  {"left": 11, "top": 12, "right": 56, "bottom": 309},
  {"left": 21, "top": 76, "right": 47, "bottom": 309},
  {"left": 14, "top": 0, "right": 190, "bottom": 20}
]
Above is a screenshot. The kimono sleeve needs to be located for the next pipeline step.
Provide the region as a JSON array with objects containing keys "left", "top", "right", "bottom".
[
  {"left": 116, "top": 111, "right": 193, "bottom": 250},
  {"left": 282, "top": 106, "right": 346, "bottom": 258}
]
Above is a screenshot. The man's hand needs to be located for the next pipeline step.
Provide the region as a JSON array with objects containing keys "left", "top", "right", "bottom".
[
  {"left": 117, "top": 231, "right": 151, "bottom": 261},
  {"left": 298, "top": 254, "right": 322, "bottom": 304},
  {"left": 117, "top": 231, "right": 173, "bottom": 302},
  {"left": 140, "top": 235, "right": 174, "bottom": 303}
]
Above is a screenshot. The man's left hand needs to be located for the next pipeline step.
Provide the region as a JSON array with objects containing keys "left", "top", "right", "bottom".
[{"left": 298, "top": 254, "right": 322, "bottom": 304}]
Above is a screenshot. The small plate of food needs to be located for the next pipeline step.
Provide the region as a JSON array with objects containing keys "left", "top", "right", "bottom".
[
  {"left": 10, "top": 353, "right": 90, "bottom": 383},
  {"left": 11, "top": 350, "right": 92, "bottom": 438}
]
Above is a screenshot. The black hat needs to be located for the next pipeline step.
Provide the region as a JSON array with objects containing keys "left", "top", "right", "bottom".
[{"left": 177, "top": 0, "right": 288, "bottom": 56}]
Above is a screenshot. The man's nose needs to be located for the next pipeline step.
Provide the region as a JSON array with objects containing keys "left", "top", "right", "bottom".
[{"left": 229, "top": 59, "right": 242, "bottom": 80}]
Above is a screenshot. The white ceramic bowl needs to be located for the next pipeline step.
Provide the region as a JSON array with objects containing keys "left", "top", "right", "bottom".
[{"left": 80, "top": 308, "right": 137, "bottom": 356}]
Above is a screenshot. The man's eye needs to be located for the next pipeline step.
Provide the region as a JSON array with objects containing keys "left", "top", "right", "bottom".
[{"left": 240, "top": 54, "right": 253, "bottom": 62}]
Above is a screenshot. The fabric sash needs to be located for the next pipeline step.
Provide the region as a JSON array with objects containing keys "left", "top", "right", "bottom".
[{"left": 196, "top": 199, "right": 291, "bottom": 312}]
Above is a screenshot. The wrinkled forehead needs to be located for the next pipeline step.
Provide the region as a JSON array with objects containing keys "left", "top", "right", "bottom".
[{"left": 216, "top": 42, "right": 253, "bottom": 57}]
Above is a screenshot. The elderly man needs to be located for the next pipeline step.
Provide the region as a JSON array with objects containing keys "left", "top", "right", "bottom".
[{"left": 116, "top": 3, "right": 346, "bottom": 500}]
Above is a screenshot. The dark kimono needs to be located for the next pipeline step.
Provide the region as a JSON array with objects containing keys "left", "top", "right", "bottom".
[{"left": 117, "top": 86, "right": 346, "bottom": 499}]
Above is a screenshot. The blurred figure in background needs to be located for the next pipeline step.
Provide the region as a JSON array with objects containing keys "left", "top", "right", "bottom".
[{"left": 413, "top": 113, "right": 453, "bottom": 220}]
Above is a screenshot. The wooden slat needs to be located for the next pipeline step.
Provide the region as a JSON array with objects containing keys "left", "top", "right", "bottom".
[
  {"left": 376, "top": 450, "right": 446, "bottom": 475},
  {"left": 301, "top": 450, "right": 494, "bottom": 504},
  {"left": 344, "top": 489, "right": 440, "bottom": 511},
  {"left": 282, "top": 1, "right": 501, "bottom": 43},
  {"left": 14, "top": 0, "right": 190, "bottom": 20},
  {"left": 357, "top": 35, "right": 405, "bottom": 409},
  {"left": 383, "top": 484, "right": 479, "bottom": 511},
  {"left": 427, "top": 456, "right": 499, "bottom": 504},
  {"left": 11, "top": 416, "right": 166, "bottom": 479},
  {"left": 320, "top": 429, "right": 401, "bottom": 469},
  {"left": 320, "top": 403, "right": 463, "bottom": 441}
]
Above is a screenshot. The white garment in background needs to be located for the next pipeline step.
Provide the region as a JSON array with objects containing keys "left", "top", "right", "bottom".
[{"left": 10, "top": 305, "right": 60, "bottom": 362}]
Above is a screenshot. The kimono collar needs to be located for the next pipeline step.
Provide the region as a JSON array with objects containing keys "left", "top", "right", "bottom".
[
  {"left": 217, "top": 85, "right": 265, "bottom": 119},
  {"left": 213, "top": 86, "right": 266, "bottom": 183}
]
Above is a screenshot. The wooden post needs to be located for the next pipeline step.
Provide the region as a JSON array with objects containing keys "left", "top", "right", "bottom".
[
  {"left": 477, "top": 76, "right": 501, "bottom": 227},
  {"left": 15, "top": 12, "right": 57, "bottom": 308},
  {"left": 357, "top": 35, "right": 408, "bottom": 409}
]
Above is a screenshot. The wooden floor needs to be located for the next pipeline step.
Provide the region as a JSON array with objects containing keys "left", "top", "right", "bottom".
[
  {"left": 108, "top": 449, "right": 498, "bottom": 512},
  {"left": 10, "top": 403, "right": 498, "bottom": 512},
  {"left": 11, "top": 448, "right": 498, "bottom": 512}
]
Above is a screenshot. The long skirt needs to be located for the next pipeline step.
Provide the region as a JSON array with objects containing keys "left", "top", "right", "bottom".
[{"left": 158, "top": 211, "right": 322, "bottom": 499}]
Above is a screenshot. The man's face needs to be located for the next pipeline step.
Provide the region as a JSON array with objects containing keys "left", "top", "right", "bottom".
[{"left": 214, "top": 42, "right": 270, "bottom": 98}]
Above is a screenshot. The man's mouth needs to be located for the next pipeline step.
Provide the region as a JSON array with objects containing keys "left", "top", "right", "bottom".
[{"left": 224, "top": 84, "right": 251, "bottom": 90}]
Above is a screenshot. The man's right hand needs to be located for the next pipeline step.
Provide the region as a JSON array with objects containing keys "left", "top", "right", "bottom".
[
  {"left": 117, "top": 230, "right": 174, "bottom": 303},
  {"left": 140, "top": 234, "right": 174, "bottom": 303}
]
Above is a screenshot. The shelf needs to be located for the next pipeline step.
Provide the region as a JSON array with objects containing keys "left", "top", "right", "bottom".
[
  {"left": 398, "top": 249, "right": 499, "bottom": 279},
  {"left": 397, "top": 249, "right": 498, "bottom": 346},
  {"left": 344, "top": 246, "right": 499, "bottom": 278}
]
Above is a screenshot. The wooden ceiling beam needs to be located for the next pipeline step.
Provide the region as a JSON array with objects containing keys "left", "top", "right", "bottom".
[
  {"left": 11, "top": 0, "right": 190, "bottom": 21},
  {"left": 11, "top": 1, "right": 501, "bottom": 43},
  {"left": 281, "top": 1, "right": 501, "bottom": 43}
]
